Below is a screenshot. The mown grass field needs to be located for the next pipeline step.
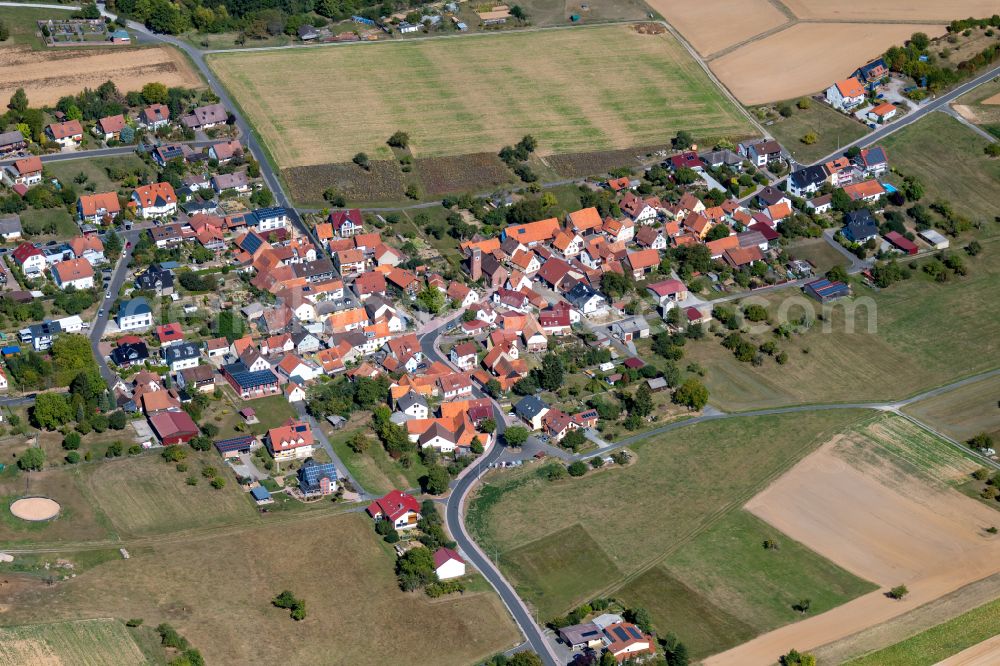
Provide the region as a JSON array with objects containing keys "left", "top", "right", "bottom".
[
  {"left": 328, "top": 424, "right": 427, "bottom": 496},
  {"left": 468, "top": 409, "right": 871, "bottom": 652},
  {"left": 759, "top": 99, "right": 869, "bottom": 163},
  {"left": 903, "top": 373, "right": 1000, "bottom": 443},
  {"left": 679, "top": 249, "right": 999, "bottom": 412},
  {"left": 0, "top": 5, "right": 74, "bottom": 49},
  {"left": 208, "top": 24, "right": 753, "bottom": 167},
  {"left": 46, "top": 155, "right": 154, "bottom": 194},
  {"left": 1, "top": 513, "right": 521, "bottom": 665},
  {"left": 79, "top": 453, "right": 258, "bottom": 537},
  {"left": 882, "top": 113, "right": 1000, "bottom": 226},
  {"left": 846, "top": 597, "right": 1000, "bottom": 666},
  {"left": 0, "top": 618, "right": 149, "bottom": 665}
]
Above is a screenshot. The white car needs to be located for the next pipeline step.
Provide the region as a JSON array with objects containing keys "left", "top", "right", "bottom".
[{"left": 105, "top": 290, "right": 111, "bottom": 299}]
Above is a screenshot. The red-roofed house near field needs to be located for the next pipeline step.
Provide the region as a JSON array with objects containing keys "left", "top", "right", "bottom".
[{"left": 367, "top": 490, "right": 421, "bottom": 530}]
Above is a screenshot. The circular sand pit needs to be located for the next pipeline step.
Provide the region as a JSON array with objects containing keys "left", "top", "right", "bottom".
[{"left": 10, "top": 497, "right": 61, "bottom": 522}]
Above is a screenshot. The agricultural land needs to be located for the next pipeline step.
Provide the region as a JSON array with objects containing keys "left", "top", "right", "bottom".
[
  {"left": 953, "top": 77, "right": 1000, "bottom": 138},
  {"left": 0, "top": 7, "right": 202, "bottom": 107},
  {"left": 0, "top": 618, "right": 151, "bottom": 666},
  {"left": 710, "top": 415, "right": 1000, "bottom": 664},
  {"left": 902, "top": 374, "right": 1000, "bottom": 444},
  {"left": 207, "top": 23, "right": 753, "bottom": 199},
  {"left": 656, "top": 246, "right": 999, "bottom": 413},
  {"left": 468, "top": 409, "right": 874, "bottom": 658},
  {"left": 0, "top": 513, "right": 521, "bottom": 665}
]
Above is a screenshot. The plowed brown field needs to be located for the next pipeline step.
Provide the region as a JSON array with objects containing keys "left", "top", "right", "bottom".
[{"left": 0, "top": 45, "right": 202, "bottom": 106}]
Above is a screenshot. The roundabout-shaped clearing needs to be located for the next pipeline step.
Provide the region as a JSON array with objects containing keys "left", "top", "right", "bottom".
[{"left": 10, "top": 497, "right": 61, "bottom": 522}]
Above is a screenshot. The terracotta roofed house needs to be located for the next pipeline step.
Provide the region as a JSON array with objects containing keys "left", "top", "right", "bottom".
[
  {"left": 46, "top": 120, "right": 83, "bottom": 147},
  {"left": 77, "top": 191, "right": 122, "bottom": 223},
  {"left": 266, "top": 419, "right": 315, "bottom": 462},
  {"left": 139, "top": 103, "right": 170, "bottom": 129},
  {"left": 366, "top": 489, "right": 421, "bottom": 530},
  {"left": 94, "top": 114, "right": 126, "bottom": 140},
  {"left": 567, "top": 207, "right": 603, "bottom": 235},
  {"left": 625, "top": 249, "right": 660, "bottom": 279},
  {"left": 51, "top": 257, "right": 94, "bottom": 290},
  {"left": 2, "top": 155, "right": 42, "bottom": 188},
  {"left": 826, "top": 77, "right": 866, "bottom": 111},
  {"left": 131, "top": 182, "right": 177, "bottom": 219}
]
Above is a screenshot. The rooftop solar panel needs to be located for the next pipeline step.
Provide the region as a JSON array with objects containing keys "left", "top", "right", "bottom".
[
  {"left": 626, "top": 626, "right": 642, "bottom": 639},
  {"left": 613, "top": 627, "right": 629, "bottom": 641}
]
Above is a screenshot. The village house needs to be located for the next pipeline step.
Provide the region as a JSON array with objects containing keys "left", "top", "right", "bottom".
[
  {"left": 266, "top": 419, "right": 315, "bottom": 462},
  {"left": 139, "top": 103, "right": 170, "bottom": 129},
  {"left": 77, "top": 191, "right": 121, "bottom": 224},
  {"left": 68, "top": 235, "right": 105, "bottom": 266},
  {"left": 611, "top": 316, "right": 650, "bottom": 343},
  {"left": 620, "top": 192, "right": 658, "bottom": 224},
  {"left": 329, "top": 208, "right": 363, "bottom": 237},
  {"left": 51, "top": 257, "right": 94, "bottom": 290},
  {"left": 502, "top": 217, "right": 560, "bottom": 247},
  {"left": 867, "top": 102, "right": 898, "bottom": 123},
  {"left": 449, "top": 341, "right": 479, "bottom": 371},
  {"left": 367, "top": 489, "right": 421, "bottom": 530},
  {"left": 209, "top": 139, "right": 243, "bottom": 163},
  {"left": 212, "top": 172, "right": 250, "bottom": 196},
  {"left": 567, "top": 207, "right": 603, "bottom": 236},
  {"left": 116, "top": 297, "right": 153, "bottom": 331},
  {"left": 178, "top": 364, "right": 216, "bottom": 393},
  {"left": 396, "top": 391, "right": 429, "bottom": 420},
  {"left": 825, "top": 77, "right": 865, "bottom": 111},
  {"left": 93, "top": 114, "right": 126, "bottom": 141},
  {"left": 132, "top": 182, "right": 177, "bottom": 219},
  {"left": 739, "top": 139, "right": 781, "bottom": 167},
  {"left": 45, "top": 120, "right": 83, "bottom": 148},
  {"left": 298, "top": 458, "right": 338, "bottom": 496},
  {"left": 222, "top": 361, "right": 281, "bottom": 399},
  {"left": 625, "top": 249, "right": 660, "bottom": 280},
  {"left": 163, "top": 341, "right": 201, "bottom": 373},
  {"left": 181, "top": 103, "right": 227, "bottom": 130},
  {"left": 2, "top": 156, "right": 42, "bottom": 188},
  {"left": 110, "top": 341, "right": 149, "bottom": 368},
  {"left": 566, "top": 282, "right": 605, "bottom": 315},
  {"left": 0, "top": 215, "right": 22, "bottom": 242},
  {"left": 646, "top": 278, "right": 688, "bottom": 310}
]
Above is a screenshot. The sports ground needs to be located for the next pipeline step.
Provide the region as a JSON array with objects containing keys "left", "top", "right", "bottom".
[{"left": 207, "top": 24, "right": 753, "bottom": 166}]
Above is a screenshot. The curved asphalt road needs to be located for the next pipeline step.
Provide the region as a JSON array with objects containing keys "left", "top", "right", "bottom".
[{"left": 418, "top": 317, "right": 562, "bottom": 665}]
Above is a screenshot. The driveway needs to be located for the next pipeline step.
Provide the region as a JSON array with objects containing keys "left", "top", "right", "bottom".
[{"left": 230, "top": 452, "right": 268, "bottom": 481}]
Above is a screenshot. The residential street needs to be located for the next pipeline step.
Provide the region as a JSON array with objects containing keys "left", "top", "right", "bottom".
[{"left": 89, "top": 230, "right": 138, "bottom": 386}]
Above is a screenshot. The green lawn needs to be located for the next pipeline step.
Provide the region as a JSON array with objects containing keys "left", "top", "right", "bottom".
[
  {"left": 760, "top": 101, "right": 868, "bottom": 163},
  {"left": 328, "top": 425, "right": 427, "bottom": 495},
  {"left": 46, "top": 154, "right": 152, "bottom": 193},
  {"left": 0, "top": 619, "right": 150, "bottom": 665},
  {"left": 683, "top": 250, "right": 1000, "bottom": 412},
  {"left": 846, "top": 597, "right": 1000, "bottom": 666},
  {"left": 469, "top": 409, "right": 871, "bottom": 625},
  {"left": 0, "top": 5, "right": 75, "bottom": 49},
  {"left": 881, "top": 112, "right": 1000, "bottom": 226},
  {"left": 19, "top": 207, "right": 77, "bottom": 238},
  {"left": 786, "top": 237, "right": 849, "bottom": 273},
  {"left": 78, "top": 453, "right": 258, "bottom": 537}
]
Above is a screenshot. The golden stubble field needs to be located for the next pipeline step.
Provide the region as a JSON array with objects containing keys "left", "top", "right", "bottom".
[
  {"left": 654, "top": 0, "right": 996, "bottom": 103},
  {"left": 208, "top": 24, "right": 753, "bottom": 166},
  {"left": 644, "top": 0, "right": 789, "bottom": 57},
  {"left": 710, "top": 22, "right": 946, "bottom": 104},
  {"left": 0, "top": 45, "right": 203, "bottom": 106}
]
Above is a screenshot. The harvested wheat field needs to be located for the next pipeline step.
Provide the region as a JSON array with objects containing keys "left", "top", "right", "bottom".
[
  {"left": 0, "top": 619, "right": 147, "bottom": 666},
  {"left": 705, "top": 416, "right": 1000, "bottom": 665},
  {"left": 645, "top": 0, "right": 789, "bottom": 56},
  {"left": 781, "top": 0, "right": 998, "bottom": 22},
  {"left": 712, "top": 23, "right": 946, "bottom": 104},
  {"left": 0, "top": 45, "right": 203, "bottom": 107},
  {"left": 208, "top": 24, "right": 752, "bottom": 166}
]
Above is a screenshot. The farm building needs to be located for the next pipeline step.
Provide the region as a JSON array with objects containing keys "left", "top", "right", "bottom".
[
  {"left": 804, "top": 278, "right": 850, "bottom": 303},
  {"left": 149, "top": 410, "right": 199, "bottom": 445},
  {"left": 433, "top": 547, "right": 466, "bottom": 580},
  {"left": 884, "top": 231, "right": 917, "bottom": 255},
  {"left": 918, "top": 229, "right": 949, "bottom": 250}
]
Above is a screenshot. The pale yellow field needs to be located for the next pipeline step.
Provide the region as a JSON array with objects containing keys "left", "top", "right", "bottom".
[
  {"left": 711, "top": 23, "right": 946, "bottom": 104},
  {"left": 646, "top": 0, "right": 789, "bottom": 56},
  {"left": 984, "top": 92, "right": 1000, "bottom": 105},
  {"left": 0, "top": 45, "right": 203, "bottom": 107},
  {"left": 209, "top": 24, "right": 752, "bottom": 166},
  {"left": 781, "top": 0, "right": 999, "bottom": 21}
]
